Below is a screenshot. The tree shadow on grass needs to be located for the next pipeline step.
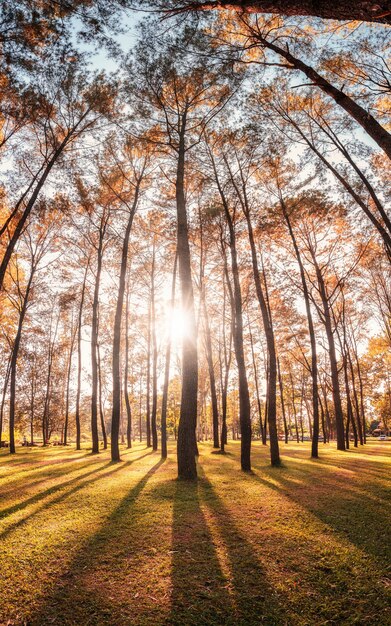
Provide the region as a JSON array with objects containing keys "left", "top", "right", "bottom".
[
  {"left": 168, "top": 472, "right": 286, "bottom": 626},
  {"left": 167, "top": 478, "right": 234, "bottom": 626},
  {"left": 251, "top": 460, "right": 391, "bottom": 567},
  {"left": 0, "top": 451, "right": 153, "bottom": 541},
  {"left": 28, "top": 458, "right": 164, "bottom": 626},
  {"left": 0, "top": 458, "right": 104, "bottom": 520},
  {"left": 199, "top": 471, "right": 286, "bottom": 626}
]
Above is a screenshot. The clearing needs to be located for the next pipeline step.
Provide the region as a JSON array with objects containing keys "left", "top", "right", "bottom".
[{"left": 0, "top": 441, "right": 390, "bottom": 625}]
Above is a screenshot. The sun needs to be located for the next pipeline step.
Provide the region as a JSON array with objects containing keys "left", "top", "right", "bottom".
[{"left": 169, "top": 307, "right": 190, "bottom": 342}]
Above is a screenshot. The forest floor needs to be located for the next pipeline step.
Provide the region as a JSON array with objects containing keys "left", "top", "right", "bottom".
[{"left": 0, "top": 440, "right": 390, "bottom": 626}]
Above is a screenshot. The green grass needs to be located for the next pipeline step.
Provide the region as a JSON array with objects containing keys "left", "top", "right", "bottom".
[{"left": 0, "top": 441, "right": 390, "bottom": 625}]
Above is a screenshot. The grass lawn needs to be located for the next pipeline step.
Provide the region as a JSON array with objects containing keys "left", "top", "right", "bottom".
[{"left": 0, "top": 440, "right": 390, "bottom": 626}]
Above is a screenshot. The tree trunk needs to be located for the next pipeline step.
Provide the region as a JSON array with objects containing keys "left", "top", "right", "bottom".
[
  {"left": 151, "top": 239, "right": 159, "bottom": 451},
  {"left": 224, "top": 213, "right": 252, "bottom": 471},
  {"left": 280, "top": 114, "right": 391, "bottom": 261},
  {"left": 97, "top": 343, "right": 107, "bottom": 449},
  {"left": 0, "top": 117, "right": 89, "bottom": 289},
  {"left": 219, "top": 274, "right": 232, "bottom": 453},
  {"left": 9, "top": 270, "right": 35, "bottom": 453},
  {"left": 172, "top": 1, "right": 391, "bottom": 24},
  {"left": 203, "top": 296, "right": 220, "bottom": 448},
  {"left": 146, "top": 298, "right": 152, "bottom": 448},
  {"left": 124, "top": 278, "right": 132, "bottom": 449},
  {"left": 255, "top": 33, "right": 391, "bottom": 158},
  {"left": 42, "top": 311, "right": 59, "bottom": 446},
  {"left": 75, "top": 262, "right": 88, "bottom": 451},
  {"left": 0, "top": 355, "right": 11, "bottom": 447},
  {"left": 161, "top": 251, "right": 178, "bottom": 459},
  {"left": 63, "top": 314, "right": 76, "bottom": 447},
  {"left": 277, "top": 357, "right": 288, "bottom": 444},
  {"left": 91, "top": 221, "right": 105, "bottom": 455},
  {"left": 249, "top": 322, "right": 266, "bottom": 443},
  {"left": 280, "top": 198, "right": 319, "bottom": 457},
  {"left": 111, "top": 184, "right": 140, "bottom": 462},
  {"left": 311, "top": 254, "right": 345, "bottom": 450},
  {"left": 176, "top": 110, "right": 198, "bottom": 480}
]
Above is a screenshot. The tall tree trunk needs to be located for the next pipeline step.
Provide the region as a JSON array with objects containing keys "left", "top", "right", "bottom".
[
  {"left": 249, "top": 321, "right": 266, "bottom": 443},
  {"left": 354, "top": 349, "right": 366, "bottom": 443},
  {"left": 63, "top": 314, "right": 76, "bottom": 447},
  {"left": 280, "top": 197, "right": 320, "bottom": 457},
  {"left": 111, "top": 183, "right": 141, "bottom": 462},
  {"left": 75, "top": 262, "right": 88, "bottom": 451},
  {"left": 124, "top": 278, "right": 132, "bottom": 449},
  {"left": 219, "top": 273, "right": 232, "bottom": 453},
  {"left": 226, "top": 155, "right": 279, "bottom": 465},
  {"left": 203, "top": 295, "right": 220, "bottom": 448},
  {"left": 139, "top": 370, "right": 143, "bottom": 442},
  {"left": 42, "top": 311, "right": 59, "bottom": 446},
  {"left": 91, "top": 221, "right": 105, "bottom": 455},
  {"left": 172, "top": 1, "right": 391, "bottom": 24},
  {"left": 146, "top": 298, "right": 152, "bottom": 448},
  {"left": 347, "top": 348, "right": 363, "bottom": 445},
  {"left": 161, "top": 251, "right": 178, "bottom": 459},
  {"left": 279, "top": 114, "right": 391, "bottom": 261},
  {"left": 176, "top": 110, "right": 198, "bottom": 480},
  {"left": 97, "top": 343, "right": 107, "bottom": 449},
  {"left": 318, "top": 392, "right": 327, "bottom": 443},
  {"left": 0, "top": 355, "right": 11, "bottom": 447},
  {"left": 289, "top": 369, "right": 300, "bottom": 443},
  {"left": 310, "top": 253, "right": 345, "bottom": 451},
  {"left": 0, "top": 116, "right": 90, "bottom": 289},
  {"left": 208, "top": 153, "right": 252, "bottom": 470},
  {"left": 277, "top": 357, "right": 288, "bottom": 444},
  {"left": 9, "top": 270, "right": 35, "bottom": 453},
  {"left": 222, "top": 213, "right": 252, "bottom": 471},
  {"left": 253, "top": 33, "right": 391, "bottom": 158},
  {"left": 150, "top": 239, "right": 159, "bottom": 451}
]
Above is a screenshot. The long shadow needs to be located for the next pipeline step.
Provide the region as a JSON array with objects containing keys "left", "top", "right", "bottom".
[
  {"left": 167, "top": 478, "right": 235, "bottom": 626},
  {"left": 0, "top": 450, "right": 92, "bottom": 472},
  {"left": 28, "top": 458, "right": 164, "bottom": 626},
  {"left": 0, "top": 458, "right": 104, "bottom": 519},
  {"left": 0, "top": 451, "right": 153, "bottom": 541},
  {"left": 250, "top": 460, "right": 391, "bottom": 567},
  {"left": 196, "top": 469, "right": 287, "bottom": 626},
  {"left": 0, "top": 450, "right": 152, "bottom": 521}
]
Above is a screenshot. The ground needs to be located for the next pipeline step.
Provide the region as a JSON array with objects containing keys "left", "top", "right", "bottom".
[{"left": 0, "top": 440, "right": 390, "bottom": 626}]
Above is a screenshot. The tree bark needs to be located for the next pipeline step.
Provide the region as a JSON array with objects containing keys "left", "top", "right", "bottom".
[
  {"left": 161, "top": 251, "right": 178, "bottom": 459},
  {"left": 202, "top": 295, "right": 220, "bottom": 448},
  {"left": 222, "top": 206, "right": 252, "bottom": 470},
  {"left": 279, "top": 113, "right": 391, "bottom": 260},
  {"left": 146, "top": 297, "right": 152, "bottom": 448},
  {"left": 9, "top": 269, "right": 35, "bottom": 453},
  {"left": 91, "top": 221, "right": 105, "bottom": 455},
  {"left": 97, "top": 343, "right": 108, "bottom": 449},
  {"left": 253, "top": 33, "right": 391, "bottom": 158},
  {"left": 0, "top": 355, "right": 11, "bottom": 447},
  {"left": 310, "top": 253, "right": 345, "bottom": 450},
  {"left": 277, "top": 357, "right": 288, "bottom": 444},
  {"left": 63, "top": 313, "right": 76, "bottom": 446},
  {"left": 170, "top": 1, "right": 391, "bottom": 24},
  {"left": 111, "top": 183, "right": 141, "bottom": 462},
  {"left": 124, "top": 278, "right": 132, "bottom": 449},
  {"left": 176, "top": 110, "right": 198, "bottom": 480},
  {"left": 249, "top": 321, "right": 266, "bottom": 443},
  {"left": 280, "top": 197, "right": 320, "bottom": 457},
  {"left": 150, "top": 238, "right": 159, "bottom": 451},
  {"left": 75, "top": 262, "right": 88, "bottom": 451}
]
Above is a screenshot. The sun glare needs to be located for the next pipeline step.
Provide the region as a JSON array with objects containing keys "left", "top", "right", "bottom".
[{"left": 169, "top": 308, "right": 190, "bottom": 341}]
